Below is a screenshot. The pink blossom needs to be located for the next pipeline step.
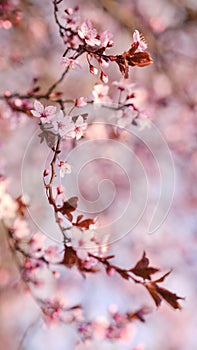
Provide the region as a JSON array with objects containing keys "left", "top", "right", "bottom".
[
  {"left": 52, "top": 111, "right": 75, "bottom": 137},
  {"left": 78, "top": 20, "right": 100, "bottom": 47},
  {"left": 44, "top": 245, "right": 63, "bottom": 263},
  {"left": 99, "top": 58, "right": 109, "bottom": 69},
  {"left": 70, "top": 227, "right": 99, "bottom": 260},
  {"left": 0, "top": 193, "right": 18, "bottom": 220},
  {"left": 113, "top": 81, "right": 135, "bottom": 93},
  {"left": 31, "top": 100, "right": 57, "bottom": 124},
  {"left": 75, "top": 97, "right": 87, "bottom": 107},
  {"left": 66, "top": 115, "right": 87, "bottom": 140},
  {"left": 132, "top": 29, "right": 147, "bottom": 52},
  {"left": 138, "top": 112, "right": 151, "bottom": 130},
  {"left": 12, "top": 218, "right": 30, "bottom": 239},
  {"left": 74, "top": 115, "right": 87, "bottom": 140},
  {"left": 92, "top": 84, "right": 111, "bottom": 104},
  {"left": 61, "top": 57, "right": 81, "bottom": 70},
  {"left": 29, "top": 232, "right": 45, "bottom": 253},
  {"left": 117, "top": 107, "right": 137, "bottom": 128},
  {"left": 42, "top": 299, "right": 64, "bottom": 326},
  {"left": 64, "top": 7, "right": 79, "bottom": 31},
  {"left": 100, "top": 30, "right": 114, "bottom": 48},
  {"left": 89, "top": 64, "right": 98, "bottom": 75},
  {"left": 100, "top": 71, "right": 108, "bottom": 84},
  {"left": 58, "top": 161, "right": 72, "bottom": 178}
]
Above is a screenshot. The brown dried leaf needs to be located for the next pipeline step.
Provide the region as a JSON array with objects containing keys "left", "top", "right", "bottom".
[
  {"left": 59, "top": 196, "right": 78, "bottom": 221},
  {"left": 145, "top": 283, "right": 162, "bottom": 307},
  {"left": 130, "top": 251, "right": 159, "bottom": 280},
  {"left": 116, "top": 268, "right": 130, "bottom": 280},
  {"left": 61, "top": 246, "right": 78, "bottom": 268},
  {"left": 74, "top": 217, "right": 95, "bottom": 229},
  {"left": 127, "top": 51, "right": 153, "bottom": 67},
  {"left": 155, "top": 284, "right": 184, "bottom": 310},
  {"left": 153, "top": 270, "right": 172, "bottom": 283}
]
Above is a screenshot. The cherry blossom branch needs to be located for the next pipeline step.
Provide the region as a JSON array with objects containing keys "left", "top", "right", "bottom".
[{"left": 43, "top": 136, "right": 71, "bottom": 243}]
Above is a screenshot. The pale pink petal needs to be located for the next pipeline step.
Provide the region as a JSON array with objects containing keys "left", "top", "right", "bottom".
[
  {"left": 45, "top": 105, "right": 57, "bottom": 116},
  {"left": 34, "top": 100, "right": 44, "bottom": 113},
  {"left": 31, "top": 110, "right": 41, "bottom": 118}
]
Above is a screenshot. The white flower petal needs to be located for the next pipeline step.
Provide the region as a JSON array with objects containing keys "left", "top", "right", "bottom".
[{"left": 34, "top": 100, "right": 44, "bottom": 113}]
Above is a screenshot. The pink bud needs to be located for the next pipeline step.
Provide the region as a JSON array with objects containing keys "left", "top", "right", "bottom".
[
  {"left": 14, "top": 98, "right": 22, "bottom": 107},
  {"left": 56, "top": 185, "right": 64, "bottom": 195},
  {"left": 100, "top": 71, "right": 108, "bottom": 84},
  {"left": 107, "top": 266, "right": 115, "bottom": 276},
  {"left": 75, "top": 97, "right": 87, "bottom": 107},
  {"left": 52, "top": 271, "right": 60, "bottom": 279},
  {"left": 4, "top": 90, "right": 11, "bottom": 98},
  {"left": 89, "top": 65, "right": 98, "bottom": 75},
  {"left": 65, "top": 8, "right": 73, "bottom": 15},
  {"left": 43, "top": 169, "right": 50, "bottom": 177}
]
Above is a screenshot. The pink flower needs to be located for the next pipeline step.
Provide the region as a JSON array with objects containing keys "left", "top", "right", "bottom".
[
  {"left": 0, "top": 193, "right": 18, "bottom": 220},
  {"left": 29, "top": 232, "right": 45, "bottom": 253},
  {"left": 132, "top": 30, "right": 147, "bottom": 52},
  {"left": 42, "top": 299, "right": 64, "bottom": 326},
  {"left": 75, "top": 97, "right": 87, "bottom": 107},
  {"left": 78, "top": 20, "right": 100, "bottom": 47},
  {"left": 61, "top": 57, "right": 81, "bottom": 69},
  {"left": 13, "top": 218, "right": 29, "bottom": 239},
  {"left": 89, "top": 64, "right": 98, "bottom": 75},
  {"left": 52, "top": 111, "right": 75, "bottom": 137},
  {"left": 67, "top": 115, "right": 87, "bottom": 140},
  {"left": 58, "top": 161, "right": 72, "bottom": 178},
  {"left": 100, "top": 71, "right": 108, "bottom": 84},
  {"left": 70, "top": 227, "right": 99, "bottom": 260},
  {"left": 117, "top": 107, "right": 137, "bottom": 128},
  {"left": 138, "top": 112, "right": 151, "bottom": 130},
  {"left": 31, "top": 100, "right": 57, "bottom": 124},
  {"left": 92, "top": 84, "right": 111, "bottom": 104},
  {"left": 44, "top": 245, "right": 63, "bottom": 263},
  {"left": 112, "top": 81, "right": 135, "bottom": 93},
  {"left": 74, "top": 115, "right": 87, "bottom": 140},
  {"left": 100, "top": 30, "right": 114, "bottom": 48}
]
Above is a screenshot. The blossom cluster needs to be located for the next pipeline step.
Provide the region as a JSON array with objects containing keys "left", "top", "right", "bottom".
[
  {"left": 60, "top": 6, "right": 153, "bottom": 81},
  {"left": 31, "top": 100, "right": 87, "bottom": 140}
]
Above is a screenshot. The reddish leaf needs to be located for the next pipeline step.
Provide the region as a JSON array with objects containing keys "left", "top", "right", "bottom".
[
  {"left": 59, "top": 196, "right": 78, "bottom": 221},
  {"left": 130, "top": 251, "right": 159, "bottom": 280},
  {"left": 126, "top": 51, "right": 153, "bottom": 67},
  {"left": 145, "top": 283, "right": 162, "bottom": 307},
  {"left": 153, "top": 270, "right": 172, "bottom": 283},
  {"left": 76, "top": 214, "right": 84, "bottom": 223},
  {"left": 116, "top": 268, "right": 130, "bottom": 280},
  {"left": 74, "top": 218, "right": 95, "bottom": 229},
  {"left": 117, "top": 59, "right": 129, "bottom": 79},
  {"left": 128, "top": 41, "right": 139, "bottom": 54},
  {"left": 155, "top": 284, "right": 184, "bottom": 310},
  {"left": 61, "top": 246, "right": 78, "bottom": 268}
]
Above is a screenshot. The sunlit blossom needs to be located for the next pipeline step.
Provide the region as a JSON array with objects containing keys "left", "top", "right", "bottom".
[
  {"left": 31, "top": 100, "right": 57, "bottom": 124},
  {"left": 132, "top": 29, "right": 147, "bottom": 52}
]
